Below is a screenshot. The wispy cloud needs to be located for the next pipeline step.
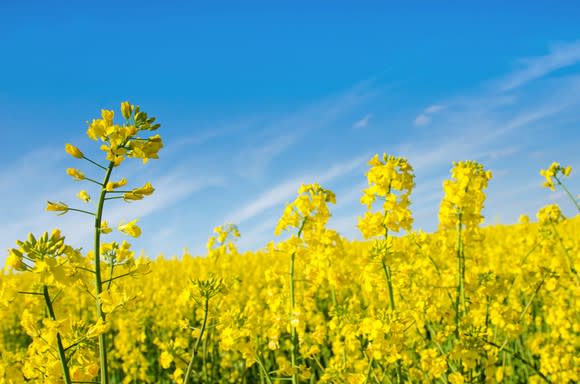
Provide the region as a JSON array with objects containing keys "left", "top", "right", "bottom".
[
  {"left": 413, "top": 104, "right": 446, "bottom": 126},
  {"left": 352, "top": 114, "right": 373, "bottom": 129},
  {"left": 234, "top": 133, "right": 300, "bottom": 181},
  {"left": 170, "top": 118, "right": 259, "bottom": 154},
  {"left": 225, "top": 154, "right": 368, "bottom": 225},
  {"left": 233, "top": 83, "right": 374, "bottom": 180},
  {"left": 413, "top": 114, "right": 430, "bottom": 126},
  {"left": 498, "top": 41, "right": 580, "bottom": 91},
  {"left": 424, "top": 105, "right": 445, "bottom": 114}
]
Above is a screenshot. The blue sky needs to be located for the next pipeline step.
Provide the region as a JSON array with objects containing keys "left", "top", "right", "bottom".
[{"left": 2, "top": 1, "right": 580, "bottom": 263}]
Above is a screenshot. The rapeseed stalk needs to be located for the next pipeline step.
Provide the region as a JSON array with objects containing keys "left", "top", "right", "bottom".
[
  {"left": 8, "top": 230, "right": 74, "bottom": 383},
  {"left": 537, "top": 204, "right": 580, "bottom": 285},
  {"left": 47, "top": 101, "right": 162, "bottom": 383},
  {"left": 183, "top": 277, "right": 223, "bottom": 383},
  {"left": 358, "top": 154, "right": 415, "bottom": 311},
  {"left": 439, "top": 161, "right": 491, "bottom": 338},
  {"left": 276, "top": 183, "right": 336, "bottom": 384}
]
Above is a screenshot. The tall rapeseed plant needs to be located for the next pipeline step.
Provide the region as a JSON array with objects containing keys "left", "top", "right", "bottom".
[{"left": 47, "top": 102, "right": 163, "bottom": 384}]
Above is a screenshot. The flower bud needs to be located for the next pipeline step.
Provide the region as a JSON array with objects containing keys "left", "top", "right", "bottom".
[
  {"left": 121, "top": 101, "right": 133, "bottom": 120},
  {"left": 65, "top": 143, "right": 83, "bottom": 159},
  {"left": 7, "top": 250, "right": 28, "bottom": 271},
  {"left": 66, "top": 168, "right": 85, "bottom": 181},
  {"left": 77, "top": 190, "right": 91, "bottom": 202},
  {"left": 46, "top": 201, "right": 69, "bottom": 214}
]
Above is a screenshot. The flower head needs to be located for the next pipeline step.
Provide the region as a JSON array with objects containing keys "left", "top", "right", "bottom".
[
  {"left": 537, "top": 204, "right": 564, "bottom": 225},
  {"left": 275, "top": 183, "right": 336, "bottom": 236},
  {"left": 118, "top": 219, "right": 141, "bottom": 238},
  {"left": 540, "top": 162, "right": 572, "bottom": 190},
  {"left": 438, "top": 160, "right": 492, "bottom": 233},
  {"left": 358, "top": 154, "right": 415, "bottom": 238}
]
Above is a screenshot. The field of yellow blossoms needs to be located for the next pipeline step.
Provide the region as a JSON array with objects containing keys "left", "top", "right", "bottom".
[{"left": 0, "top": 103, "right": 578, "bottom": 384}]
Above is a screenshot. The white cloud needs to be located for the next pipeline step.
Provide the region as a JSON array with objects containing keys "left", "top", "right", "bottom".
[
  {"left": 352, "top": 114, "right": 373, "bottom": 129},
  {"left": 498, "top": 40, "right": 580, "bottom": 91},
  {"left": 413, "top": 114, "right": 430, "bottom": 126},
  {"left": 424, "top": 104, "right": 445, "bottom": 114},
  {"left": 413, "top": 104, "right": 446, "bottom": 126},
  {"left": 225, "top": 154, "right": 368, "bottom": 225}
]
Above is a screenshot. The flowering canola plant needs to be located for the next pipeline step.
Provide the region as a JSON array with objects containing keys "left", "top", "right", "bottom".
[{"left": 1, "top": 106, "right": 579, "bottom": 384}]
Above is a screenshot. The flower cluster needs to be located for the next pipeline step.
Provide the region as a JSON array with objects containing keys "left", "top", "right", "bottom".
[
  {"left": 540, "top": 162, "right": 571, "bottom": 190},
  {"left": 438, "top": 160, "right": 492, "bottom": 234},
  {"left": 275, "top": 183, "right": 336, "bottom": 236},
  {"left": 86, "top": 102, "right": 162, "bottom": 166},
  {"left": 537, "top": 204, "right": 565, "bottom": 225},
  {"left": 358, "top": 154, "right": 415, "bottom": 238}
]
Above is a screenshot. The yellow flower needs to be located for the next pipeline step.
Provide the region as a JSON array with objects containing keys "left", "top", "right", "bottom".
[
  {"left": 6, "top": 249, "right": 28, "bottom": 271},
  {"left": 118, "top": 219, "right": 141, "bottom": 238},
  {"left": 518, "top": 214, "right": 530, "bottom": 224},
  {"left": 86, "top": 319, "right": 109, "bottom": 338},
  {"left": 100, "top": 221, "right": 112, "bottom": 234},
  {"left": 65, "top": 143, "right": 83, "bottom": 159},
  {"left": 123, "top": 182, "right": 155, "bottom": 201},
  {"left": 101, "top": 109, "right": 114, "bottom": 126},
  {"left": 121, "top": 101, "right": 133, "bottom": 120},
  {"left": 87, "top": 118, "right": 107, "bottom": 141},
  {"left": 172, "top": 368, "right": 184, "bottom": 382},
  {"left": 537, "top": 204, "right": 564, "bottom": 225},
  {"left": 160, "top": 351, "right": 173, "bottom": 369},
  {"left": 438, "top": 160, "right": 491, "bottom": 233},
  {"left": 448, "top": 372, "right": 465, "bottom": 384},
  {"left": 66, "top": 168, "right": 85, "bottom": 181},
  {"left": 46, "top": 201, "right": 69, "bottom": 214},
  {"left": 563, "top": 165, "right": 572, "bottom": 176},
  {"left": 540, "top": 162, "right": 572, "bottom": 190},
  {"left": 132, "top": 182, "right": 155, "bottom": 196},
  {"left": 358, "top": 153, "right": 415, "bottom": 237},
  {"left": 77, "top": 190, "right": 90, "bottom": 202},
  {"left": 275, "top": 183, "right": 336, "bottom": 236},
  {"left": 106, "top": 177, "right": 128, "bottom": 191}
]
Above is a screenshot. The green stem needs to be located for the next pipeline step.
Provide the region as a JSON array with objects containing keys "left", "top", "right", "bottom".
[
  {"left": 381, "top": 259, "right": 396, "bottom": 311},
  {"left": 85, "top": 177, "right": 104, "bottom": 186},
  {"left": 82, "top": 155, "right": 108, "bottom": 171},
  {"left": 480, "top": 339, "right": 552, "bottom": 383},
  {"left": 68, "top": 208, "right": 96, "bottom": 216},
  {"left": 43, "top": 285, "right": 72, "bottom": 384},
  {"left": 256, "top": 354, "right": 275, "bottom": 384},
  {"left": 290, "top": 250, "right": 299, "bottom": 384},
  {"left": 555, "top": 176, "right": 580, "bottom": 212},
  {"left": 183, "top": 297, "right": 210, "bottom": 384},
  {"left": 289, "top": 217, "right": 307, "bottom": 384},
  {"left": 94, "top": 161, "right": 115, "bottom": 384},
  {"left": 106, "top": 262, "right": 115, "bottom": 290},
  {"left": 101, "top": 271, "right": 133, "bottom": 285},
  {"left": 380, "top": 184, "right": 397, "bottom": 312},
  {"left": 455, "top": 212, "right": 465, "bottom": 339}
]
